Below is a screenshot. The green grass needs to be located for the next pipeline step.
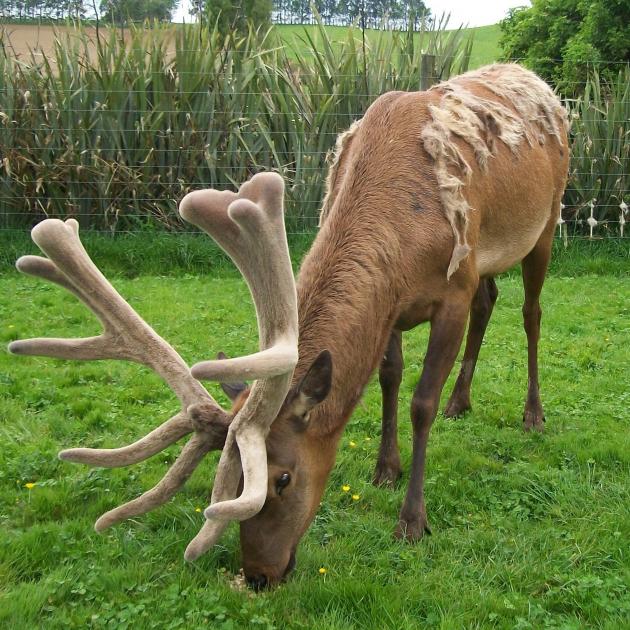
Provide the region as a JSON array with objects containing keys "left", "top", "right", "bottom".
[
  {"left": 464, "top": 24, "right": 503, "bottom": 67},
  {"left": 1, "top": 230, "right": 629, "bottom": 277},
  {"left": 1, "top": 260, "right": 629, "bottom": 627},
  {"left": 274, "top": 23, "right": 502, "bottom": 68}
]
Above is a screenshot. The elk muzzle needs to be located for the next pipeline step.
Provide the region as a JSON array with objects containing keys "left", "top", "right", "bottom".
[{"left": 243, "top": 547, "right": 297, "bottom": 590}]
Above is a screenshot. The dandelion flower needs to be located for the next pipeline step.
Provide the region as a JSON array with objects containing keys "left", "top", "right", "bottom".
[
  {"left": 349, "top": 441, "right": 356, "bottom": 448},
  {"left": 342, "top": 485, "right": 350, "bottom": 492},
  {"left": 24, "top": 482, "right": 36, "bottom": 489},
  {"left": 318, "top": 567, "right": 327, "bottom": 575},
  {"left": 195, "top": 507, "right": 202, "bottom": 513},
  {"left": 352, "top": 494, "right": 360, "bottom": 501}
]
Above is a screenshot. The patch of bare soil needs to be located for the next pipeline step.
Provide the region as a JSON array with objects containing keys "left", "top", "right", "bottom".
[{"left": 0, "top": 23, "right": 176, "bottom": 64}]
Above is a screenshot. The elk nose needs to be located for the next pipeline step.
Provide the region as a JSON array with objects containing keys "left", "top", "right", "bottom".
[{"left": 246, "top": 574, "right": 268, "bottom": 591}]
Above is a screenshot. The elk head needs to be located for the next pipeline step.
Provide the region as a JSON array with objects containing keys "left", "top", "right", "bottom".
[
  {"left": 9, "top": 172, "right": 331, "bottom": 588},
  {"left": 217, "top": 349, "right": 334, "bottom": 589},
  {"left": 179, "top": 175, "right": 334, "bottom": 587}
]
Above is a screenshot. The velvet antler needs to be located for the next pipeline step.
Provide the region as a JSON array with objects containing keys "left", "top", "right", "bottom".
[
  {"left": 177, "top": 172, "right": 298, "bottom": 560},
  {"left": 9, "top": 172, "right": 298, "bottom": 561}
]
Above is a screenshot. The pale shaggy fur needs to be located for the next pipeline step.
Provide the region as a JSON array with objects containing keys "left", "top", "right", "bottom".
[
  {"left": 422, "top": 63, "right": 569, "bottom": 278},
  {"left": 319, "top": 119, "right": 361, "bottom": 226}
]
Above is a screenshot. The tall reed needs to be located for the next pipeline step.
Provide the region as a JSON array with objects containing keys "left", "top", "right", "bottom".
[
  {"left": 565, "top": 68, "right": 629, "bottom": 237},
  {"left": 6, "top": 22, "right": 626, "bottom": 238},
  {"left": 0, "top": 20, "right": 472, "bottom": 232}
]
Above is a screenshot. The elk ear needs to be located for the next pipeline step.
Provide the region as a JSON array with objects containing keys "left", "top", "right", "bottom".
[
  {"left": 216, "top": 352, "right": 248, "bottom": 401},
  {"left": 289, "top": 350, "right": 333, "bottom": 425}
]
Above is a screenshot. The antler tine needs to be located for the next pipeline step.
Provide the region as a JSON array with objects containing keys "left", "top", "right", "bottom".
[
  {"left": 93, "top": 433, "right": 213, "bottom": 531},
  {"left": 9, "top": 219, "right": 209, "bottom": 409},
  {"left": 183, "top": 418, "right": 276, "bottom": 560},
  {"left": 58, "top": 411, "right": 192, "bottom": 467},
  {"left": 184, "top": 436, "right": 242, "bottom": 561},
  {"left": 178, "top": 172, "right": 298, "bottom": 557},
  {"left": 179, "top": 172, "right": 298, "bottom": 382}
]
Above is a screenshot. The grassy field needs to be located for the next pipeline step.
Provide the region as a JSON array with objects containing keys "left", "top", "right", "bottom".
[
  {"left": 274, "top": 22, "right": 501, "bottom": 67},
  {"left": 1, "top": 247, "right": 628, "bottom": 628}
]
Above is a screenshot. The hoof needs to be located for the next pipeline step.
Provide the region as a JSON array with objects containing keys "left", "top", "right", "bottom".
[
  {"left": 523, "top": 410, "right": 545, "bottom": 433},
  {"left": 443, "top": 397, "right": 471, "bottom": 419},
  {"left": 394, "top": 517, "right": 432, "bottom": 542},
  {"left": 373, "top": 462, "right": 402, "bottom": 487}
]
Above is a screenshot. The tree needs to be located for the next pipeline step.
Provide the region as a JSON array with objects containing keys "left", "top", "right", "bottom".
[
  {"left": 0, "top": 0, "right": 86, "bottom": 20},
  {"left": 201, "top": 0, "right": 272, "bottom": 34},
  {"left": 100, "top": 0, "right": 178, "bottom": 25},
  {"left": 500, "top": 0, "right": 630, "bottom": 95},
  {"left": 338, "top": 0, "right": 429, "bottom": 29}
]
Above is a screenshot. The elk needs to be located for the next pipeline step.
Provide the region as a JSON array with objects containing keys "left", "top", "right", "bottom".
[{"left": 10, "top": 64, "right": 569, "bottom": 590}]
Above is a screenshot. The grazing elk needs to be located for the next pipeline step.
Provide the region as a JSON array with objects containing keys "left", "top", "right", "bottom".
[{"left": 10, "top": 64, "right": 569, "bottom": 589}]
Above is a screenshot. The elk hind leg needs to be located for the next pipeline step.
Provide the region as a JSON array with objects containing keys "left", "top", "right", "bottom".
[
  {"left": 374, "top": 329, "right": 403, "bottom": 487},
  {"left": 521, "top": 230, "right": 553, "bottom": 432},
  {"left": 444, "top": 277, "right": 498, "bottom": 417}
]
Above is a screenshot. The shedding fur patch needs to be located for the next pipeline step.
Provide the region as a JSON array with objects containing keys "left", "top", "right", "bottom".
[
  {"left": 422, "top": 64, "right": 569, "bottom": 279},
  {"left": 319, "top": 120, "right": 361, "bottom": 226}
]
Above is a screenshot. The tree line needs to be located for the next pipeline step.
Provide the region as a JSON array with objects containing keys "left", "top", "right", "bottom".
[
  {"left": 0, "top": 0, "right": 85, "bottom": 19},
  {"left": 0, "top": 0, "right": 178, "bottom": 23},
  {"left": 0, "top": 0, "right": 430, "bottom": 30},
  {"left": 271, "top": 0, "right": 430, "bottom": 29}
]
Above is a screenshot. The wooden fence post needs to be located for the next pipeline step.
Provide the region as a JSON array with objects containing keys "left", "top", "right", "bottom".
[{"left": 420, "top": 53, "right": 437, "bottom": 90}]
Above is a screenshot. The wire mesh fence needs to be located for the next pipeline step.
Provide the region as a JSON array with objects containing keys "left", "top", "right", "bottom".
[{"left": 0, "top": 21, "right": 628, "bottom": 240}]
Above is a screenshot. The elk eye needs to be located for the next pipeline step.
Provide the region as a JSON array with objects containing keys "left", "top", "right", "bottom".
[{"left": 276, "top": 473, "right": 291, "bottom": 495}]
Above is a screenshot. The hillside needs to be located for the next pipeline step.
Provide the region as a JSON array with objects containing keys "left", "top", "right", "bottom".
[
  {"left": 276, "top": 23, "right": 502, "bottom": 68},
  {"left": 1, "top": 21, "right": 502, "bottom": 68}
]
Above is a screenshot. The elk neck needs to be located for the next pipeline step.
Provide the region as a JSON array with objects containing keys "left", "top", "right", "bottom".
[{"left": 292, "top": 195, "right": 408, "bottom": 439}]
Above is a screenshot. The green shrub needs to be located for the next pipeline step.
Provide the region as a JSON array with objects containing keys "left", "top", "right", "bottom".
[{"left": 499, "top": 0, "right": 630, "bottom": 96}]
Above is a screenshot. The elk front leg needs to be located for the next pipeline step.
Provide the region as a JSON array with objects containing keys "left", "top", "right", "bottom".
[
  {"left": 396, "top": 299, "right": 470, "bottom": 541},
  {"left": 444, "top": 277, "right": 498, "bottom": 417},
  {"left": 373, "top": 329, "right": 403, "bottom": 487},
  {"left": 521, "top": 232, "right": 553, "bottom": 432}
]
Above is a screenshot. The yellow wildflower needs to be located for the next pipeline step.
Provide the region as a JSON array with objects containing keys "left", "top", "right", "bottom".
[
  {"left": 318, "top": 567, "right": 327, "bottom": 575},
  {"left": 195, "top": 507, "right": 202, "bottom": 513},
  {"left": 352, "top": 494, "right": 360, "bottom": 501},
  {"left": 349, "top": 441, "right": 356, "bottom": 448},
  {"left": 342, "top": 485, "right": 350, "bottom": 492},
  {"left": 24, "top": 482, "right": 36, "bottom": 489}
]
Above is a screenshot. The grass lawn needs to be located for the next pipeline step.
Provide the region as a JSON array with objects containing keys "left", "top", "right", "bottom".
[{"left": 1, "top": 255, "right": 629, "bottom": 628}]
